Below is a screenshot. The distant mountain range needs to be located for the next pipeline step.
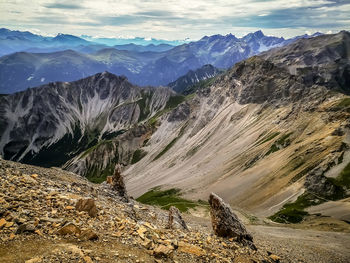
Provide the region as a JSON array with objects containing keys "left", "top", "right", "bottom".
[
  {"left": 0, "top": 28, "right": 176, "bottom": 56},
  {"left": 0, "top": 28, "right": 323, "bottom": 93},
  {"left": 80, "top": 35, "right": 188, "bottom": 46},
  {"left": 113, "top": 43, "right": 174, "bottom": 52}
]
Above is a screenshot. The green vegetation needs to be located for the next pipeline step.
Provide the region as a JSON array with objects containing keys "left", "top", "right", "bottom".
[
  {"left": 80, "top": 139, "right": 114, "bottom": 159},
  {"left": 269, "top": 192, "right": 324, "bottom": 224},
  {"left": 265, "top": 132, "right": 293, "bottom": 156},
  {"left": 137, "top": 92, "right": 152, "bottom": 122},
  {"left": 336, "top": 162, "right": 350, "bottom": 188},
  {"left": 86, "top": 171, "right": 108, "bottom": 184},
  {"left": 152, "top": 124, "right": 187, "bottom": 161},
  {"left": 269, "top": 209, "right": 308, "bottom": 224},
  {"left": 336, "top": 98, "right": 350, "bottom": 108},
  {"left": 244, "top": 155, "right": 260, "bottom": 170},
  {"left": 142, "top": 139, "right": 150, "bottom": 147},
  {"left": 257, "top": 131, "right": 267, "bottom": 139},
  {"left": 131, "top": 149, "right": 147, "bottom": 164},
  {"left": 82, "top": 141, "right": 119, "bottom": 184},
  {"left": 185, "top": 145, "right": 200, "bottom": 158},
  {"left": 266, "top": 144, "right": 279, "bottom": 156},
  {"left": 271, "top": 144, "right": 349, "bottom": 224},
  {"left": 101, "top": 130, "right": 126, "bottom": 140},
  {"left": 21, "top": 124, "right": 100, "bottom": 167},
  {"left": 165, "top": 95, "right": 185, "bottom": 109},
  {"left": 136, "top": 187, "right": 208, "bottom": 212},
  {"left": 282, "top": 156, "right": 306, "bottom": 177},
  {"left": 182, "top": 76, "right": 218, "bottom": 95},
  {"left": 276, "top": 132, "right": 293, "bottom": 145},
  {"left": 328, "top": 161, "right": 350, "bottom": 192},
  {"left": 289, "top": 164, "right": 317, "bottom": 184},
  {"left": 256, "top": 132, "right": 280, "bottom": 145},
  {"left": 146, "top": 95, "right": 186, "bottom": 127},
  {"left": 153, "top": 137, "right": 178, "bottom": 161},
  {"left": 338, "top": 152, "right": 344, "bottom": 164},
  {"left": 86, "top": 160, "right": 117, "bottom": 184}
]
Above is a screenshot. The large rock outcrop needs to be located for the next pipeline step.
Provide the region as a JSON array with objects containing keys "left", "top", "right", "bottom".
[
  {"left": 304, "top": 168, "right": 343, "bottom": 199},
  {"left": 209, "top": 193, "right": 255, "bottom": 249}
]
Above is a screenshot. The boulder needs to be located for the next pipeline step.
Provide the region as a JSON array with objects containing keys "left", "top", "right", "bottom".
[
  {"left": 304, "top": 168, "right": 341, "bottom": 198},
  {"left": 208, "top": 193, "right": 255, "bottom": 249},
  {"left": 75, "top": 198, "right": 98, "bottom": 217},
  {"left": 80, "top": 229, "right": 99, "bottom": 241},
  {"left": 58, "top": 223, "right": 81, "bottom": 236},
  {"left": 16, "top": 223, "right": 36, "bottom": 234},
  {"left": 167, "top": 206, "right": 188, "bottom": 230},
  {"left": 153, "top": 244, "right": 174, "bottom": 258}
]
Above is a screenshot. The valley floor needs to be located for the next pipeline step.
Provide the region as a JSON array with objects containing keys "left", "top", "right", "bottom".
[
  {"left": 251, "top": 225, "right": 350, "bottom": 263},
  {"left": 186, "top": 211, "right": 350, "bottom": 263}
]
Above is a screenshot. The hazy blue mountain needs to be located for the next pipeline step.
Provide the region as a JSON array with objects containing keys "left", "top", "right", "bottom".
[
  {"left": 0, "top": 28, "right": 180, "bottom": 57},
  {"left": 0, "top": 30, "right": 325, "bottom": 93},
  {"left": 23, "top": 44, "right": 109, "bottom": 54},
  {"left": 81, "top": 35, "right": 189, "bottom": 46},
  {"left": 0, "top": 29, "right": 100, "bottom": 56},
  {"left": 241, "top": 30, "right": 285, "bottom": 52},
  {"left": 0, "top": 28, "right": 47, "bottom": 42},
  {"left": 50, "top": 33, "right": 89, "bottom": 46},
  {"left": 0, "top": 50, "right": 106, "bottom": 93}
]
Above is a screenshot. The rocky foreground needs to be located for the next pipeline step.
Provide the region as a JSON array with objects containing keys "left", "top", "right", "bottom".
[{"left": 0, "top": 158, "right": 282, "bottom": 263}]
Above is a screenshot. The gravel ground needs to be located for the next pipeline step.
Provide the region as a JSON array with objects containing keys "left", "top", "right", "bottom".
[{"left": 250, "top": 225, "right": 350, "bottom": 263}]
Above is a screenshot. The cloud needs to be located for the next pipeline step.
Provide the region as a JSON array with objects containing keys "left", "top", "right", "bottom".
[
  {"left": 0, "top": 0, "right": 349, "bottom": 40},
  {"left": 43, "top": 2, "right": 83, "bottom": 9}
]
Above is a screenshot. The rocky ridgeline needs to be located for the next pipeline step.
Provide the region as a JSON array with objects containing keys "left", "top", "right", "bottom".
[{"left": 0, "top": 159, "right": 281, "bottom": 262}]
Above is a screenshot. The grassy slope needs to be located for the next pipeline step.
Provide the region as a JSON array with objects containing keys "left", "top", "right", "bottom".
[{"left": 136, "top": 187, "right": 208, "bottom": 212}]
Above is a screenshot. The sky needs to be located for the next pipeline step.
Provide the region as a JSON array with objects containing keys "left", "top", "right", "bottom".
[{"left": 0, "top": 0, "right": 349, "bottom": 40}]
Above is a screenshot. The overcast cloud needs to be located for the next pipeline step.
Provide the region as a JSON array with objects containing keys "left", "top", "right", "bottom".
[{"left": 0, "top": 0, "right": 349, "bottom": 40}]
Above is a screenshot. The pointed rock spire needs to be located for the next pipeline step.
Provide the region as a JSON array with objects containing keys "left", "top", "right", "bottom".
[
  {"left": 209, "top": 193, "right": 256, "bottom": 249},
  {"left": 112, "top": 164, "right": 129, "bottom": 202}
]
